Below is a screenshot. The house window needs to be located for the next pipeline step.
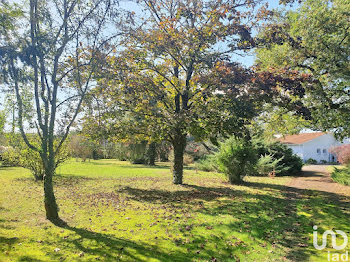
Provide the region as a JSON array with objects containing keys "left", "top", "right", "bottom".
[
  {"left": 323, "top": 149, "right": 327, "bottom": 154},
  {"left": 317, "top": 148, "right": 321, "bottom": 154}
]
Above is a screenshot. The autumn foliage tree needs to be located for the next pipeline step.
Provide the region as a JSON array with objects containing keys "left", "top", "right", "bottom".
[
  {"left": 330, "top": 145, "right": 350, "bottom": 165},
  {"left": 85, "top": 0, "right": 278, "bottom": 184}
]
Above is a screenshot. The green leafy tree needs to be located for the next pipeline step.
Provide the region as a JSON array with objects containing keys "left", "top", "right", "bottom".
[
  {"left": 253, "top": 106, "right": 311, "bottom": 137},
  {"left": 0, "top": 110, "right": 5, "bottom": 136},
  {"left": 68, "top": 134, "right": 96, "bottom": 162},
  {"left": 256, "top": 0, "right": 350, "bottom": 138},
  {"left": 0, "top": 0, "right": 119, "bottom": 222}
]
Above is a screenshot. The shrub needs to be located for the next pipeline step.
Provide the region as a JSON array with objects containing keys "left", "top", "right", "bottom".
[
  {"left": 196, "top": 155, "right": 218, "bottom": 172},
  {"left": 183, "top": 153, "right": 194, "bottom": 166},
  {"left": 254, "top": 137, "right": 303, "bottom": 176},
  {"left": 2, "top": 138, "right": 69, "bottom": 181},
  {"left": 195, "top": 135, "right": 303, "bottom": 179},
  {"left": 306, "top": 158, "right": 318, "bottom": 165},
  {"left": 127, "top": 142, "right": 158, "bottom": 165},
  {"left": 0, "top": 146, "right": 14, "bottom": 166},
  {"left": 216, "top": 137, "right": 257, "bottom": 184},
  {"left": 118, "top": 141, "right": 163, "bottom": 165},
  {"left": 3, "top": 147, "right": 46, "bottom": 180},
  {"left": 256, "top": 154, "right": 286, "bottom": 176},
  {"left": 0, "top": 145, "right": 9, "bottom": 162},
  {"left": 331, "top": 164, "right": 350, "bottom": 186},
  {"left": 329, "top": 145, "right": 350, "bottom": 165}
]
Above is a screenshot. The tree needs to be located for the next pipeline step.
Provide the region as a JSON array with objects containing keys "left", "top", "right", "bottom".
[
  {"left": 2, "top": 134, "right": 69, "bottom": 180},
  {"left": 329, "top": 145, "right": 350, "bottom": 165},
  {"left": 0, "top": 110, "right": 6, "bottom": 146},
  {"left": 81, "top": 107, "right": 161, "bottom": 164},
  {"left": 87, "top": 0, "right": 274, "bottom": 184},
  {"left": 0, "top": 0, "right": 119, "bottom": 222},
  {"left": 0, "top": 110, "right": 5, "bottom": 135},
  {"left": 68, "top": 134, "right": 95, "bottom": 161},
  {"left": 252, "top": 106, "right": 311, "bottom": 137},
  {"left": 146, "top": 142, "right": 157, "bottom": 166},
  {"left": 256, "top": 0, "right": 350, "bottom": 138}
]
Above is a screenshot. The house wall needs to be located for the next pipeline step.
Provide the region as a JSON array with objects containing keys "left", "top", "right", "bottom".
[
  {"left": 288, "top": 144, "right": 304, "bottom": 160},
  {"left": 286, "top": 134, "right": 350, "bottom": 163}
]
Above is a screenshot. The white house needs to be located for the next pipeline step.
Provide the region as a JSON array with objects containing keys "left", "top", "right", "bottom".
[{"left": 279, "top": 132, "right": 350, "bottom": 163}]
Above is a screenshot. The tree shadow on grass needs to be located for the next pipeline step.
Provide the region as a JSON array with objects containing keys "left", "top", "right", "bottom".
[
  {"left": 17, "top": 256, "right": 44, "bottom": 262},
  {"left": 14, "top": 174, "right": 93, "bottom": 187},
  {"left": 0, "top": 236, "right": 19, "bottom": 250},
  {"left": 0, "top": 218, "right": 36, "bottom": 261},
  {"left": 117, "top": 181, "right": 350, "bottom": 261},
  {"left": 52, "top": 223, "right": 191, "bottom": 261},
  {"left": 117, "top": 164, "right": 195, "bottom": 171},
  {"left": 117, "top": 164, "right": 170, "bottom": 170},
  {"left": 118, "top": 184, "right": 238, "bottom": 203},
  {"left": 0, "top": 207, "right": 19, "bottom": 247},
  {"left": 0, "top": 218, "right": 19, "bottom": 254},
  {"left": 0, "top": 218, "right": 15, "bottom": 230},
  {"left": 0, "top": 206, "right": 16, "bottom": 230},
  {"left": 53, "top": 174, "right": 94, "bottom": 186},
  {"left": 0, "top": 235, "right": 43, "bottom": 262}
]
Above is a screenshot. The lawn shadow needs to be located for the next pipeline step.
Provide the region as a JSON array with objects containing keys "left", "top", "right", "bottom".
[
  {"left": 118, "top": 180, "right": 350, "bottom": 261},
  {"left": 117, "top": 164, "right": 195, "bottom": 171},
  {"left": 0, "top": 218, "right": 15, "bottom": 230},
  {"left": 0, "top": 206, "right": 16, "bottom": 230},
  {"left": 0, "top": 211, "right": 20, "bottom": 252},
  {"left": 74, "top": 160, "right": 172, "bottom": 169},
  {"left": 53, "top": 174, "right": 96, "bottom": 188},
  {"left": 118, "top": 184, "right": 238, "bottom": 203},
  {"left": 14, "top": 174, "right": 94, "bottom": 186},
  {"left": 0, "top": 164, "right": 17, "bottom": 170},
  {"left": 54, "top": 223, "right": 191, "bottom": 261},
  {"left": 17, "top": 256, "right": 44, "bottom": 262},
  {"left": 0, "top": 232, "right": 19, "bottom": 254},
  {"left": 295, "top": 171, "right": 326, "bottom": 178},
  {"left": 117, "top": 164, "right": 170, "bottom": 169}
]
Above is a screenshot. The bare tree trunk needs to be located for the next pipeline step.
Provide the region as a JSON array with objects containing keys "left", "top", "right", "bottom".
[
  {"left": 147, "top": 142, "right": 157, "bottom": 166},
  {"left": 172, "top": 132, "right": 186, "bottom": 185},
  {"left": 43, "top": 157, "right": 59, "bottom": 221}
]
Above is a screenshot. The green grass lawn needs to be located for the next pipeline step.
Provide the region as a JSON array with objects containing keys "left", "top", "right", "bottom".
[{"left": 0, "top": 159, "right": 349, "bottom": 261}]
